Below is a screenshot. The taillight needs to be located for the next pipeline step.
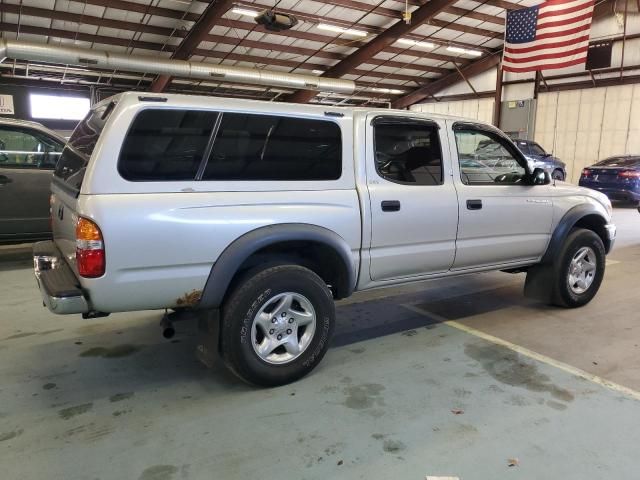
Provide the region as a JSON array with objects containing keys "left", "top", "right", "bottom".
[
  {"left": 581, "top": 169, "right": 591, "bottom": 177},
  {"left": 76, "top": 217, "right": 105, "bottom": 278},
  {"left": 618, "top": 170, "right": 640, "bottom": 179}
]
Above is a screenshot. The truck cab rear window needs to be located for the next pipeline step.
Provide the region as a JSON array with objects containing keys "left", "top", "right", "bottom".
[{"left": 118, "top": 109, "right": 342, "bottom": 182}]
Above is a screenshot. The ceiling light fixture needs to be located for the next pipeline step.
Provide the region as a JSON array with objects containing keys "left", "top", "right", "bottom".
[
  {"left": 317, "top": 23, "right": 367, "bottom": 37},
  {"left": 398, "top": 38, "right": 436, "bottom": 49},
  {"left": 231, "top": 8, "right": 260, "bottom": 17},
  {"left": 312, "top": 70, "right": 324, "bottom": 74},
  {"left": 446, "top": 46, "right": 482, "bottom": 57}
]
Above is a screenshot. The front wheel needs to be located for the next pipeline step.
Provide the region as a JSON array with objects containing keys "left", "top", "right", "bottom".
[
  {"left": 221, "top": 264, "right": 335, "bottom": 386},
  {"left": 551, "top": 228, "right": 605, "bottom": 307},
  {"left": 552, "top": 169, "right": 565, "bottom": 181}
]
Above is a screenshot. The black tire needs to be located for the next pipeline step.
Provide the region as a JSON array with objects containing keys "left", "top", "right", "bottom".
[
  {"left": 551, "top": 228, "right": 605, "bottom": 308},
  {"left": 552, "top": 169, "right": 565, "bottom": 181},
  {"left": 221, "top": 264, "right": 335, "bottom": 387}
]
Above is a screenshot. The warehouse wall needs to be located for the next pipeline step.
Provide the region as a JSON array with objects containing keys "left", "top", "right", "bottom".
[
  {"left": 534, "top": 84, "right": 640, "bottom": 182},
  {"left": 410, "top": 97, "right": 495, "bottom": 123}
]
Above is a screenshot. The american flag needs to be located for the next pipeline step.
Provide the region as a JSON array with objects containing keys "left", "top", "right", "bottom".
[{"left": 502, "top": 0, "right": 595, "bottom": 73}]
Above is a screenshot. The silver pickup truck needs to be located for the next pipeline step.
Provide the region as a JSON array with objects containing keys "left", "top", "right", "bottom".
[{"left": 33, "top": 92, "right": 616, "bottom": 386}]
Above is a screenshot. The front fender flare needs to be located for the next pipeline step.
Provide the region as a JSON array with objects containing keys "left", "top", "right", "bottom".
[{"left": 541, "top": 204, "right": 610, "bottom": 264}]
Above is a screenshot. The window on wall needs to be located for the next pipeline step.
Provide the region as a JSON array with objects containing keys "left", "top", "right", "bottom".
[
  {"left": 202, "top": 113, "right": 342, "bottom": 181},
  {"left": 454, "top": 128, "right": 526, "bottom": 185},
  {"left": 30, "top": 94, "right": 90, "bottom": 121},
  {"left": 373, "top": 119, "right": 443, "bottom": 185}
]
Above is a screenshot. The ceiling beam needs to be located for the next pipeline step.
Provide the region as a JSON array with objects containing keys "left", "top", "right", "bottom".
[
  {"left": 63, "top": 0, "right": 496, "bottom": 59},
  {"left": 0, "top": 3, "right": 478, "bottom": 67},
  {"left": 287, "top": 0, "right": 461, "bottom": 104},
  {"left": 149, "top": 0, "right": 236, "bottom": 92},
  {"left": 392, "top": 51, "right": 502, "bottom": 109}
]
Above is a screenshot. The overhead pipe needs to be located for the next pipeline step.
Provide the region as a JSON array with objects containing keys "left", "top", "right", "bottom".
[{"left": 0, "top": 39, "right": 355, "bottom": 95}]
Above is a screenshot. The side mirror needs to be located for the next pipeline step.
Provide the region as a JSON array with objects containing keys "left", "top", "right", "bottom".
[{"left": 530, "top": 167, "right": 551, "bottom": 185}]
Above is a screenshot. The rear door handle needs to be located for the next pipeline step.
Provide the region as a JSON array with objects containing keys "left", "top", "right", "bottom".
[
  {"left": 381, "top": 200, "right": 401, "bottom": 212},
  {"left": 0, "top": 175, "right": 12, "bottom": 185},
  {"left": 467, "top": 199, "right": 482, "bottom": 210}
]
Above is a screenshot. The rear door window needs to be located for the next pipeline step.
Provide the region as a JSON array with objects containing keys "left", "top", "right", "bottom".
[
  {"left": 55, "top": 102, "right": 113, "bottom": 192},
  {"left": 373, "top": 119, "right": 443, "bottom": 185},
  {"left": 201, "top": 113, "right": 341, "bottom": 181},
  {"left": 118, "top": 109, "right": 218, "bottom": 181}
]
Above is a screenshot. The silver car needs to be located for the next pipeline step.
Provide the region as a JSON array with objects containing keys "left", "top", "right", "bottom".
[{"left": 0, "top": 118, "right": 66, "bottom": 244}]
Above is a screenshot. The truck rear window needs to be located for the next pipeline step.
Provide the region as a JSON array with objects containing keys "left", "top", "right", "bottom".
[{"left": 54, "top": 102, "right": 113, "bottom": 192}]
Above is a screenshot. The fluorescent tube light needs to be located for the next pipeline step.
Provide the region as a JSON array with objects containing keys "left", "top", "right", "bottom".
[
  {"left": 231, "top": 8, "right": 260, "bottom": 17},
  {"left": 446, "top": 46, "right": 482, "bottom": 57},
  {"left": 317, "top": 23, "right": 367, "bottom": 37},
  {"left": 398, "top": 38, "right": 436, "bottom": 49}
]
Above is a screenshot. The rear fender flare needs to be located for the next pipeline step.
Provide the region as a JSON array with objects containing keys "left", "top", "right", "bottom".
[{"left": 198, "top": 224, "right": 357, "bottom": 309}]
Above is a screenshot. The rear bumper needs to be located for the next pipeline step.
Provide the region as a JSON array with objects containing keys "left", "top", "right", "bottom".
[
  {"left": 33, "top": 241, "right": 89, "bottom": 315},
  {"left": 579, "top": 184, "right": 640, "bottom": 202}
]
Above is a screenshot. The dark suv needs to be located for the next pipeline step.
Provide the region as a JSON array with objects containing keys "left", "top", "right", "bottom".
[
  {"left": 513, "top": 139, "right": 566, "bottom": 181},
  {"left": 0, "top": 118, "right": 66, "bottom": 244}
]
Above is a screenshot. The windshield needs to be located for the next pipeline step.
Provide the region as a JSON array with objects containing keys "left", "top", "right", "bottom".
[
  {"left": 54, "top": 101, "right": 114, "bottom": 192},
  {"left": 529, "top": 143, "right": 546, "bottom": 156}
]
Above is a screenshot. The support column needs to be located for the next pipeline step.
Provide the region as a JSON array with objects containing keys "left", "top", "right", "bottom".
[{"left": 493, "top": 62, "right": 503, "bottom": 128}]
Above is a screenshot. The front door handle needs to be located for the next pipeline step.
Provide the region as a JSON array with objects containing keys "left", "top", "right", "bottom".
[
  {"left": 0, "top": 175, "right": 12, "bottom": 185},
  {"left": 381, "top": 200, "right": 401, "bottom": 212},
  {"left": 467, "top": 199, "right": 482, "bottom": 210}
]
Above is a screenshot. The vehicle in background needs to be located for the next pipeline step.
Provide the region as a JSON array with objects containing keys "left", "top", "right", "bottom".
[
  {"left": 0, "top": 118, "right": 66, "bottom": 244},
  {"left": 579, "top": 156, "right": 640, "bottom": 206},
  {"left": 513, "top": 139, "right": 566, "bottom": 181}
]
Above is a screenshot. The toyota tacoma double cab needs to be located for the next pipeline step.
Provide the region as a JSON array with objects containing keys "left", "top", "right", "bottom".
[{"left": 34, "top": 92, "right": 616, "bottom": 386}]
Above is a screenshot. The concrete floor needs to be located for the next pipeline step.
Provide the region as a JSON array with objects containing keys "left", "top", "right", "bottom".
[{"left": 1, "top": 207, "right": 639, "bottom": 480}]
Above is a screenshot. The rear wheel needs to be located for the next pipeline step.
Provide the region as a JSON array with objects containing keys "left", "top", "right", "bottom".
[
  {"left": 551, "top": 228, "right": 605, "bottom": 308},
  {"left": 221, "top": 264, "right": 335, "bottom": 386},
  {"left": 552, "top": 169, "right": 565, "bottom": 181}
]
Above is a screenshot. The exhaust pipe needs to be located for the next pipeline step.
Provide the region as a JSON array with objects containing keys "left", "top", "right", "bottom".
[
  {"left": 0, "top": 39, "right": 355, "bottom": 95},
  {"left": 160, "top": 314, "right": 175, "bottom": 339}
]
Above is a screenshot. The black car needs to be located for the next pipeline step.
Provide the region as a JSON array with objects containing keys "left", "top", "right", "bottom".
[
  {"left": 0, "top": 118, "right": 66, "bottom": 244},
  {"left": 579, "top": 155, "right": 640, "bottom": 206}
]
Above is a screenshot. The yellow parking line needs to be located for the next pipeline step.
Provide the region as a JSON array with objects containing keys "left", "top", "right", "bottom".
[{"left": 402, "top": 304, "right": 640, "bottom": 402}]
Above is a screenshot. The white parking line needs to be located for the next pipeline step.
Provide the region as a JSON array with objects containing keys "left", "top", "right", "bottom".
[{"left": 402, "top": 303, "right": 640, "bottom": 402}]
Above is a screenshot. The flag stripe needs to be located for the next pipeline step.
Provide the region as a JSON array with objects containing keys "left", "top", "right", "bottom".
[
  {"left": 536, "top": 10, "right": 593, "bottom": 29},
  {"left": 504, "top": 45, "right": 588, "bottom": 63},
  {"left": 504, "top": 51, "right": 588, "bottom": 68},
  {"left": 538, "top": 0, "right": 594, "bottom": 14},
  {"left": 505, "top": 34, "right": 590, "bottom": 53},
  {"left": 537, "top": 1, "right": 594, "bottom": 20},
  {"left": 534, "top": 22, "right": 591, "bottom": 40},
  {"left": 503, "top": 57, "right": 588, "bottom": 73}
]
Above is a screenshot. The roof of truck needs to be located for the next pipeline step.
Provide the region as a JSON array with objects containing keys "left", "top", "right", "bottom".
[{"left": 104, "top": 91, "right": 487, "bottom": 127}]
